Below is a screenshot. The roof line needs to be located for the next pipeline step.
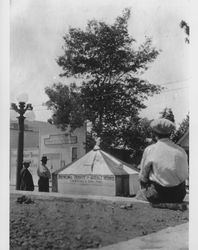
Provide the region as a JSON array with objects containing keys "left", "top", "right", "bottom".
[{"left": 101, "top": 150, "right": 139, "bottom": 172}]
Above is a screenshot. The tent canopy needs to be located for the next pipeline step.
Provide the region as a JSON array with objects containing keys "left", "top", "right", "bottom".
[
  {"left": 58, "top": 147, "right": 139, "bottom": 176},
  {"left": 54, "top": 146, "right": 140, "bottom": 196}
]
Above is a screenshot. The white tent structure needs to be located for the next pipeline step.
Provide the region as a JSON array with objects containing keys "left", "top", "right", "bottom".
[{"left": 53, "top": 145, "right": 140, "bottom": 197}]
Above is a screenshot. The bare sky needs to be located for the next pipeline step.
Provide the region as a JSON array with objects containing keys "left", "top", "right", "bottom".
[{"left": 10, "top": 0, "right": 190, "bottom": 125}]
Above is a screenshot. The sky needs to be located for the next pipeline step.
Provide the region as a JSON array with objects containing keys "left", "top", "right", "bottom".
[{"left": 10, "top": 0, "right": 190, "bottom": 126}]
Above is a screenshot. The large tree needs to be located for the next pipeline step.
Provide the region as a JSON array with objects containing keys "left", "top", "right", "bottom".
[
  {"left": 45, "top": 9, "right": 162, "bottom": 154},
  {"left": 45, "top": 83, "right": 85, "bottom": 130}
]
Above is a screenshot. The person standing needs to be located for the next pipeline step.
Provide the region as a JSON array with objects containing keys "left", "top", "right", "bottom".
[
  {"left": 37, "top": 156, "right": 51, "bottom": 192},
  {"left": 20, "top": 161, "right": 34, "bottom": 191},
  {"left": 138, "top": 118, "right": 188, "bottom": 203}
]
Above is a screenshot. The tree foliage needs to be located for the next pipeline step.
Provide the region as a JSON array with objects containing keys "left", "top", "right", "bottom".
[
  {"left": 58, "top": 9, "right": 159, "bottom": 78},
  {"left": 45, "top": 9, "right": 162, "bottom": 160},
  {"left": 172, "top": 113, "right": 189, "bottom": 143},
  {"left": 45, "top": 83, "right": 85, "bottom": 131},
  {"left": 180, "top": 20, "right": 190, "bottom": 44},
  {"left": 159, "top": 107, "right": 175, "bottom": 123}
]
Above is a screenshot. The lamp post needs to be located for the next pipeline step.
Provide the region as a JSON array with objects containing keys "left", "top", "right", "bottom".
[{"left": 11, "top": 94, "right": 33, "bottom": 190}]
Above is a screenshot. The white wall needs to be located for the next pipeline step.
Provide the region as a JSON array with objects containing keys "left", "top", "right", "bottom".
[
  {"left": 58, "top": 174, "right": 116, "bottom": 196},
  {"left": 58, "top": 181, "right": 116, "bottom": 196},
  {"left": 40, "top": 125, "right": 86, "bottom": 170}
]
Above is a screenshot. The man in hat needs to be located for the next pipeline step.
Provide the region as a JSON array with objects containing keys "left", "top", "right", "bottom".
[
  {"left": 20, "top": 161, "right": 34, "bottom": 191},
  {"left": 138, "top": 118, "right": 188, "bottom": 203},
  {"left": 37, "top": 156, "right": 51, "bottom": 192}
]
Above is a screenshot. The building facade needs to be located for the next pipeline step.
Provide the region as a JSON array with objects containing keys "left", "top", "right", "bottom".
[
  {"left": 40, "top": 126, "right": 86, "bottom": 173},
  {"left": 10, "top": 120, "right": 86, "bottom": 187}
]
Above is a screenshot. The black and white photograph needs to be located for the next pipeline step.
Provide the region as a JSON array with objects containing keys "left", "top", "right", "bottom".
[{"left": 0, "top": 0, "right": 194, "bottom": 249}]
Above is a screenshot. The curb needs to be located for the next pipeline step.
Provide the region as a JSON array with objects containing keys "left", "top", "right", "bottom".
[{"left": 10, "top": 190, "right": 148, "bottom": 203}]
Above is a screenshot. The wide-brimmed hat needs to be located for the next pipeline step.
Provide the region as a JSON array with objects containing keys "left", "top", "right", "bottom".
[
  {"left": 150, "top": 118, "right": 175, "bottom": 135},
  {"left": 41, "top": 156, "right": 48, "bottom": 161},
  {"left": 23, "top": 161, "right": 31, "bottom": 165}
]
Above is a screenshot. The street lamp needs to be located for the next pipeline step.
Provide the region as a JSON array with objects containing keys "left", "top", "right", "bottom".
[{"left": 11, "top": 94, "right": 33, "bottom": 190}]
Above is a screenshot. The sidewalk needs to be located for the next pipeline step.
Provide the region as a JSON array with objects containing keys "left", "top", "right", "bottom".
[{"left": 90, "top": 223, "right": 188, "bottom": 250}]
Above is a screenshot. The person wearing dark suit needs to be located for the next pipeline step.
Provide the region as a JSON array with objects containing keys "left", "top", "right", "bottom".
[{"left": 20, "top": 161, "right": 34, "bottom": 191}]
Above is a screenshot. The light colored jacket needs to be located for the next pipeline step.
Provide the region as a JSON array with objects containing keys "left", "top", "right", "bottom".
[
  {"left": 37, "top": 164, "right": 51, "bottom": 179},
  {"left": 139, "top": 138, "right": 188, "bottom": 187}
]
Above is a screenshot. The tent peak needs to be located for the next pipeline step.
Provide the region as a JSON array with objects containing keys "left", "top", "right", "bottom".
[
  {"left": 93, "top": 137, "right": 101, "bottom": 151},
  {"left": 93, "top": 145, "right": 100, "bottom": 151}
]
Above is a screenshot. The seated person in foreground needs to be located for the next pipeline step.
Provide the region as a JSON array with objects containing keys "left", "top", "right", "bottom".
[{"left": 138, "top": 118, "right": 188, "bottom": 204}]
